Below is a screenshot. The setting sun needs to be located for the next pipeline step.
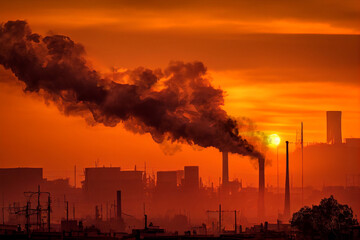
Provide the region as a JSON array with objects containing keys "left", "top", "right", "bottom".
[{"left": 268, "top": 133, "right": 281, "bottom": 147}]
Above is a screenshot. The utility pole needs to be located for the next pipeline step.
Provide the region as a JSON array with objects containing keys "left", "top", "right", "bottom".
[
  {"left": 219, "top": 204, "right": 221, "bottom": 233},
  {"left": 37, "top": 185, "right": 41, "bottom": 230},
  {"left": 207, "top": 206, "right": 239, "bottom": 234},
  {"left": 47, "top": 195, "right": 51, "bottom": 232},
  {"left": 26, "top": 201, "right": 30, "bottom": 233},
  {"left": 22, "top": 189, "right": 50, "bottom": 233}
]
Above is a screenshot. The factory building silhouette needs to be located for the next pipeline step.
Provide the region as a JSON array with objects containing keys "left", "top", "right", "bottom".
[
  {"left": 183, "top": 166, "right": 200, "bottom": 192},
  {"left": 0, "top": 168, "right": 43, "bottom": 203},
  {"left": 83, "top": 167, "right": 144, "bottom": 217},
  {"left": 156, "top": 171, "right": 177, "bottom": 193}
]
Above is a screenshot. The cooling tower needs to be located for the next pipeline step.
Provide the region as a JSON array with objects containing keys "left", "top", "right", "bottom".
[{"left": 326, "top": 111, "right": 342, "bottom": 144}]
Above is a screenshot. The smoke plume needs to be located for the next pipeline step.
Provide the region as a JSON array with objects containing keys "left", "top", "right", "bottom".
[{"left": 0, "top": 20, "right": 263, "bottom": 159}]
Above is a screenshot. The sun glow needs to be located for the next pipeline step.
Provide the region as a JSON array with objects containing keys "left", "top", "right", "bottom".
[{"left": 268, "top": 133, "right": 281, "bottom": 147}]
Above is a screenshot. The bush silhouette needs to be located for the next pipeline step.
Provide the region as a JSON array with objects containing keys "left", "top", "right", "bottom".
[{"left": 291, "top": 196, "right": 358, "bottom": 238}]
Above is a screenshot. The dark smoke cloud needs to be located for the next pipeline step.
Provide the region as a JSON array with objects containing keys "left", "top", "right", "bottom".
[{"left": 0, "top": 20, "right": 263, "bottom": 159}]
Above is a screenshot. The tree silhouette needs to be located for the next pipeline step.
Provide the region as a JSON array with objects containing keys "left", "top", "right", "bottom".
[{"left": 291, "top": 196, "right": 358, "bottom": 238}]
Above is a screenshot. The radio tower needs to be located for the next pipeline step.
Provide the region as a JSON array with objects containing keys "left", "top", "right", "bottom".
[{"left": 301, "top": 122, "right": 304, "bottom": 205}]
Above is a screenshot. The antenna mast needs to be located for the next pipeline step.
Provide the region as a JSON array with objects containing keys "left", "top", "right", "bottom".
[{"left": 301, "top": 122, "right": 304, "bottom": 205}]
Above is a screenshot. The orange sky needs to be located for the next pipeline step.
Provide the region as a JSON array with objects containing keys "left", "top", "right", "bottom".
[{"left": 0, "top": 0, "right": 359, "bottom": 188}]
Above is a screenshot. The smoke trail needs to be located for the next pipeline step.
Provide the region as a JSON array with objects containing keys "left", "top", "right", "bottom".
[{"left": 0, "top": 20, "right": 263, "bottom": 159}]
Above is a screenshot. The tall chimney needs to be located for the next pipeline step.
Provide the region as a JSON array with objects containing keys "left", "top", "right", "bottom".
[
  {"left": 222, "top": 151, "right": 229, "bottom": 186},
  {"left": 117, "top": 190, "right": 122, "bottom": 221},
  {"left": 284, "top": 141, "right": 290, "bottom": 219},
  {"left": 144, "top": 214, "right": 148, "bottom": 229},
  {"left": 258, "top": 156, "right": 265, "bottom": 219}
]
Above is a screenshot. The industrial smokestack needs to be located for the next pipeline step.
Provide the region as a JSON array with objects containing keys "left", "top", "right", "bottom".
[
  {"left": 144, "top": 214, "right": 148, "bottom": 229},
  {"left": 116, "top": 190, "right": 122, "bottom": 221},
  {"left": 258, "top": 156, "right": 265, "bottom": 219},
  {"left": 284, "top": 141, "right": 290, "bottom": 219},
  {"left": 222, "top": 151, "right": 229, "bottom": 187}
]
